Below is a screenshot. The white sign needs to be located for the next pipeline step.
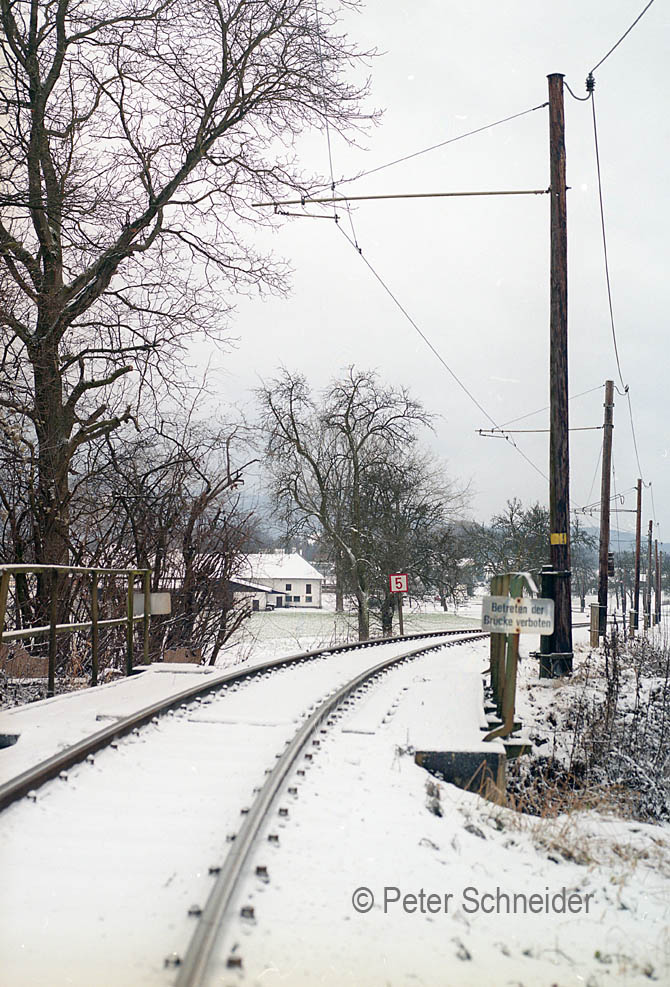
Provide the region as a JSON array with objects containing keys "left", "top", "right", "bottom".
[
  {"left": 481, "top": 595, "right": 554, "bottom": 634},
  {"left": 389, "top": 573, "right": 409, "bottom": 594},
  {"left": 133, "top": 592, "right": 172, "bottom": 616}
]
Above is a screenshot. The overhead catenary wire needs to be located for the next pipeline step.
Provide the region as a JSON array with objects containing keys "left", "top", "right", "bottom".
[
  {"left": 626, "top": 391, "right": 646, "bottom": 483},
  {"left": 335, "top": 224, "right": 550, "bottom": 484},
  {"left": 589, "top": 88, "right": 652, "bottom": 505},
  {"left": 312, "top": 0, "right": 361, "bottom": 250},
  {"left": 499, "top": 384, "right": 604, "bottom": 428},
  {"left": 307, "top": 102, "right": 549, "bottom": 193},
  {"left": 590, "top": 0, "right": 658, "bottom": 75},
  {"left": 649, "top": 480, "right": 659, "bottom": 529},
  {"left": 580, "top": 441, "right": 604, "bottom": 518},
  {"left": 612, "top": 460, "right": 623, "bottom": 560},
  {"left": 590, "top": 90, "right": 626, "bottom": 392}
]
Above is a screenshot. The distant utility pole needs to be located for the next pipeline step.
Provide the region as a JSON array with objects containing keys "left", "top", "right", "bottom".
[
  {"left": 645, "top": 519, "right": 653, "bottom": 629},
  {"left": 597, "top": 380, "right": 614, "bottom": 638},
  {"left": 633, "top": 478, "right": 642, "bottom": 630},
  {"left": 659, "top": 550, "right": 664, "bottom": 624},
  {"left": 546, "top": 73, "right": 573, "bottom": 674}
]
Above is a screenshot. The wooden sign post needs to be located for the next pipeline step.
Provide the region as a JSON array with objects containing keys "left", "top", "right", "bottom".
[{"left": 389, "top": 572, "right": 409, "bottom": 637}]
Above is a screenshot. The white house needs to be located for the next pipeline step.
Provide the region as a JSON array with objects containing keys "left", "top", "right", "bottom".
[{"left": 241, "top": 552, "right": 324, "bottom": 609}]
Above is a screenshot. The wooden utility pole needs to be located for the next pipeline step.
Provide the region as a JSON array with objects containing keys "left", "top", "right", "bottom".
[
  {"left": 633, "top": 479, "right": 642, "bottom": 630},
  {"left": 597, "top": 380, "right": 614, "bottom": 637},
  {"left": 654, "top": 540, "right": 660, "bottom": 625},
  {"left": 645, "top": 520, "right": 653, "bottom": 629},
  {"left": 546, "top": 73, "right": 572, "bottom": 674}
]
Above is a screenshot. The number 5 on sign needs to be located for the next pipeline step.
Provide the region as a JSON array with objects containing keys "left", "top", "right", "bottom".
[{"left": 389, "top": 573, "right": 408, "bottom": 594}]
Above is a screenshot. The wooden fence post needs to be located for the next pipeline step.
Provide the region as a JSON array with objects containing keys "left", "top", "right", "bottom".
[
  {"left": 91, "top": 572, "right": 99, "bottom": 686},
  {"left": 143, "top": 570, "right": 151, "bottom": 664},
  {"left": 48, "top": 569, "right": 59, "bottom": 696},
  {"left": 126, "top": 575, "right": 134, "bottom": 676}
]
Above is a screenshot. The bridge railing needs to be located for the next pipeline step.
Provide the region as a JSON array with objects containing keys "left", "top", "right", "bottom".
[{"left": 0, "top": 564, "right": 152, "bottom": 695}]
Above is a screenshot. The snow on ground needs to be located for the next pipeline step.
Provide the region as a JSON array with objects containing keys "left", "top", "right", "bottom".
[
  {"left": 218, "top": 593, "right": 480, "bottom": 668},
  {"left": 2, "top": 595, "right": 668, "bottom": 986},
  {"left": 211, "top": 639, "right": 670, "bottom": 987},
  {"left": 1, "top": 639, "right": 463, "bottom": 987}
]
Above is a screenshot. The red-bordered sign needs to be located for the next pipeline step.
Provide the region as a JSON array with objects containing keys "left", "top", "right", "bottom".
[{"left": 389, "top": 573, "right": 408, "bottom": 594}]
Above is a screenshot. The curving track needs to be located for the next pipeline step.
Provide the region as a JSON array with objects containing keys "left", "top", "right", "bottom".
[{"left": 0, "top": 628, "right": 485, "bottom": 987}]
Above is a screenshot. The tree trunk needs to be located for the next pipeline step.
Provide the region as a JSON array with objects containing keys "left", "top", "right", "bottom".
[
  {"left": 355, "top": 585, "right": 369, "bottom": 641},
  {"left": 32, "top": 338, "right": 71, "bottom": 567},
  {"left": 31, "top": 338, "right": 72, "bottom": 626},
  {"left": 380, "top": 596, "right": 393, "bottom": 636},
  {"left": 335, "top": 550, "right": 344, "bottom": 612}
]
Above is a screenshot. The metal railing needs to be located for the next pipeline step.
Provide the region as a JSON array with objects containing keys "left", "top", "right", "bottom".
[{"left": 0, "top": 564, "right": 152, "bottom": 695}]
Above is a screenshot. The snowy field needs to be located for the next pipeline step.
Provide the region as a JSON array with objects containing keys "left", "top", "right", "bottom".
[{"left": 218, "top": 593, "right": 481, "bottom": 668}]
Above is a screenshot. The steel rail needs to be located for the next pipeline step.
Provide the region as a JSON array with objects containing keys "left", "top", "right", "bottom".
[
  {"left": 0, "top": 626, "right": 480, "bottom": 813},
  {"left": 175, "top": 631, "right": 487, "bottom": 985}
]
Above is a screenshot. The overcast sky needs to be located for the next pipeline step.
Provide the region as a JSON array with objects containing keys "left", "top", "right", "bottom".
[{"left": 202, "top": 0, "right": 668, "bottom": 542}]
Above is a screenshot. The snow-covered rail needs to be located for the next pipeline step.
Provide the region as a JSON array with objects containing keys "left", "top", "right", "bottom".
[
  {"left": 175, "top": 631, "right": 486, "bottom": 986},
  {"left": 0, "top": 627, "right": 481, "bottom": 813},
  {"left": 0, "top": 627, "right": 485, "bottom": 987}
]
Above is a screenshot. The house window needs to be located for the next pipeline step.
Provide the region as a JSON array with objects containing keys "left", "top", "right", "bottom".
[
  {"left": 293, "top": 595, "right": 300, "bottom": 603},
  {"left": 306, "top": 583, "right": 312, "bottom": 594},
  {"left": 285, "top": 583, "right": 292, "bottom": 591},
  {"left": 306, "top": 596, "right": 312, "bottom": 603}
]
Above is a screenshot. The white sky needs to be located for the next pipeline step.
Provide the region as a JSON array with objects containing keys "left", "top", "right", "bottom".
[{"left": 202, "top": 0, "right": 668, "bottom": 539}]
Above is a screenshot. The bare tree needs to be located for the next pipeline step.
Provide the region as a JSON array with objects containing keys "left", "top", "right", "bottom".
[
  {"left": 358, "top": 452, "right": 468, "bottom": 634},
  {"left": 0, "top": 0, "right": 373, "bottom": 567},
  {"left": 258, "top": 367, "right": 432, "bottom": 640},
  {"left": 80, "top": 415, "right": 259, "bottom": 665}
]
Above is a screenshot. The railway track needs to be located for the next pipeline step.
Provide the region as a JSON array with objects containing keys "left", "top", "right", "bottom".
[
  {"left": 0, "top": 627, "right": 479, "bottom": 812},
  {"left": 175, "top": 629, "right": 486, "bottom": 985},
  {"left": 0, "top": 627, "right": 486, "bottom": 986}
]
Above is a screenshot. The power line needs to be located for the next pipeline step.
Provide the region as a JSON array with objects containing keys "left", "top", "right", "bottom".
[
  {"left": 649, "top": 480, "right": 659, "bottom": 528},
  {"left": 590, "top": 90, "right": 626, "bottom": 392},
  {"left": 564, "top": 80, "right": 592, "bottom": 103},
  {"left": 312, "top": 0, "right": 361, "bottom": 250},
  {"left": 589, "top": 91, "right": 652, "bottom": 496},
  {"left": 590, "top": 0, "right": 658, "bottom": 74},
  {"left": 308, "top": 102, "right": 549, "bottom": 193},
  {"left": 585, "top": 442, "right": 603, "bottom": 513},
  {"left": 612, "top": 460, "right": 623, "bottom": 558},
  {"left": 334, "top": 224, "right": 550, "bottom": 484},
  {"left": 499, "top": 384, "right": 604, "bottom": 428},
  {"left": 626, "top": 390, "right": 645, "bottom": 481}
]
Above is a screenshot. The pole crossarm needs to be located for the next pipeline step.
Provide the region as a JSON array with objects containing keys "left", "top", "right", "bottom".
[{"left": 253, "top": 189, "right": 551, "bottom": 208}]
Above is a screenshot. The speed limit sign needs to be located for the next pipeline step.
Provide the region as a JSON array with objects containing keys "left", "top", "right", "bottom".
[{"left": 389, "top": 573, "right": 408, "bottom": 594}]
